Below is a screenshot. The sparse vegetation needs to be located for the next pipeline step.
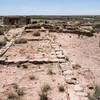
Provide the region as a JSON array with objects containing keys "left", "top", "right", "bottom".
[
  {"left": 88, "top": 85, "right": 100, "bottom": 100},
  {"left": 69, "top": 35, "right": 71, "bottom": 38},
  {"left": 65, "top": 56, "right": 69, "bottom": 61},
  {"left": 41, "top": 84, "right": 51, "bottom": 93},
  {"left": 39, "top": 92, "right": 48, "bottom": 100},
  {"left": 0, "top": 30, "right": 4, "bottom": 35},
  {"left": 58, "top": 85, "right": 65, "bottom": 92},
  {"left": 15, "top": 38, "right": 27, "bottom": 44},
  {"left": 0, "top": 16, "right": 100, "bottom": 100},
  {"left": 39, "top": 84, "right": 50, "bottom": 100},
  {"left": 72, "top": 64, "right": 81, "bottom": 69},
  {"left": 78, "top": 34, "right": 81, "bottom": 38},
  {"left": 16, "top": 62, "right": 21, "bottom": 68},
  {"left": 4, "top": 37, "right": 9, "bottom": 42},
  {"left": 47, "top": 69, "right": 54, "bottom": 75},
  {"left": 32, "top": 31, "right": 40, "bottom": 36},
  {"left": 16, "top": 89, "right": 24, "bottom": 96},
  {"left": 12, "top": 83, "right": 18, "bottom": 90},
  {"left": 22, "top": 64, "right": 28, "bottom": 69},
  {"left": 0, "top": 40, "right": 7, "bottom": 49},
  {"left": 29, "top": 75, "right": 35, "bottom": 80},
  {"left": 90, "top": 29, "right": 95, "bottom": 36},
  {"left": 8, "top": 93, "right": 16, "bottom": 99}
]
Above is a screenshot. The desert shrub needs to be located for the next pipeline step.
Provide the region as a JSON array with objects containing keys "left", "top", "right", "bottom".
[
  {"left": 39, "top": 92, "right": 48, "bottom": 100},
  {"left": 0, "top": 30, "right": 4, "bottom": 35},
  {"left": 65, "top": 56, "right": 69, "bottom": 61},
  {"left": 69, "top": 35, "right": 71, "bottom": 38},
  {"left": 16, "top": 62, "right": 21, "bottom": 68},
  {"left": 94, "top": 24, "right": 100, "bottom": 32},
  {"left": 4, "top": 37, "right": 9, "bottom": 42},
  {"left": 88, "top": 85, "right": 100, "bottom": 100},
  {"left": 47, "top": 69, "right": 54, "bottom": 75},
  {"left": 90, "top": 29, "right": 95, "bottom": 36},
  {"left": 41, "top": 84, "right": 51, "bottom": 93},
  {"left": 12, "top": 83, "right": 18, "bottom": 90},
  {"left": 32, "top": 21, "right": 37, "bottom": 24},
  {"left": 0, "top": 40, "right": 6, "bottom": 49},
  {"left": 8, "top": 93, "right": 16, "bottom": 99},
  {"left": 32, "top": 31, "right": 40, "bottom": 36},
  {"left": 16, "top": 24, "right": 20, "bottom": 28},
  {"left": 72, "top": 64, "right": 81, "bottom": 69},
  {"left": 94, "top": 24, "right": 100, "bottom": 29},
  {"left": 15, "top": 38, "right": 27, "bottom": 44},
  {"left": 16, "top": 89, "right": 24, "bottom": 96},
  {"left": 29, "top": 75, "right": 35, "bottom": 80},
  {"left": 22, "top": 64, "right": 28, "bottom": 69},
  {"left": 58, "top": 85, "right": 65, "bottom": 92}
]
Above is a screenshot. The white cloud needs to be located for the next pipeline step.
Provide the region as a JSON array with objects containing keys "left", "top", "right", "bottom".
[{"left": 87, "top": 10, "right": 100, "bottom": 13}]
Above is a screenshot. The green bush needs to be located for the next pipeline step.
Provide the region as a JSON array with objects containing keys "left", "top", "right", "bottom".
[
  {"left": 16, "top": 89, "right": 24, "bottom": 96},
  {"left": 4, "top": 37, "right": 9, "bottom": 42},
  {"left": 29, "top": 75, "right": 35, "bottom": 80},
  {"left": 90, "top": 30, "right": 95, "bottom": 36},
  {"left": 16, "top": 62, "right": 21, "bottom": 68},
  {"left": 72, "top": 64, "right": 81, "bottom": 70},
  {"left": 47, "top": 69, "right": 53, "bottom": 75},
  {"left": 8, "top": 93, "right": 16, "bottom": 99},
  {"left": 65, "top": 56, "right": 69, "bottom": 61},
  {"left": 32, "top": 31, "right": 40, "bottom": 36},
  {"left": 12, "top": 83, "right": 18, "bottom": 90},
  {"left": 0, "top": 40, "right": 6, "bottom": 49},
  {"left": 0, "top": 30, "right": 4, "bottom": 35},
  {"left": 22, "top": 64, "right": 28, "bottom": 69},
  {"left": 88, "top": 85, "right": 100, "bottom": 100},
  {"left": 15, "top": 38, "right": 27, "bottom": 44},
  {"left": 47, "top": 69, "right": 54, "bottom": 75},
  {"left": 41, "top": 84, "right": 51, "bottom": 93},
  {"left": 94, "top": 24, "right": 100, "bottom": 29},
  {"left": 39, "top": 92, "right": 48, "bottom": 100},
  {"left": 58, "top": 85, "right": 65, "bottom": 92}
]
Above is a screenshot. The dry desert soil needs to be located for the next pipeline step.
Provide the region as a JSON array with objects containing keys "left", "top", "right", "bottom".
[{"left": 0, "top": 27, "right": 100, "bottom": 100}]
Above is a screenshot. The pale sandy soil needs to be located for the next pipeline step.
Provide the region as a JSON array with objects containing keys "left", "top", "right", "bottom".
[
  {"left": 3, "top": 40, "right": 56, "bottom": 60},
  {"left": 21, "top": 32, "right": 48, "bottom": 40},
  {"left": 0, "top": 63, "right": 67, "bottom": 100},
  {"left": 56, "top": 33, "right": 100, "bottom": 85},
  {"left": 0, "top": 27, "right": 100, "bottom": 100}
]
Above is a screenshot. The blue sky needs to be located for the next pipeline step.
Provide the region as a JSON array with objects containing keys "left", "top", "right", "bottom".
[{"left": 0, "top": 0, "right": 100, "bottom": 15}]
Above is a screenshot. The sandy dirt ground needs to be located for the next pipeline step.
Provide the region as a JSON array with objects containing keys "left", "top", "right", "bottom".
[
  {"left": 55, "top": 33, "right": 100, "bottom": 85},
  {"left": 0, "top": 63, "right": 67, "bottom": 100},
  {"left": 3, "top": 32, "right": 56, "bottom": 60},
  {"left": 0, "top": 28, "right": 100, "bottom": 100},
  {"left": 3, "top": 40, "right": 56, "bottom": 60},
  {"left": 21, "top": 32, "right": 48, "bottom": 40}
]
